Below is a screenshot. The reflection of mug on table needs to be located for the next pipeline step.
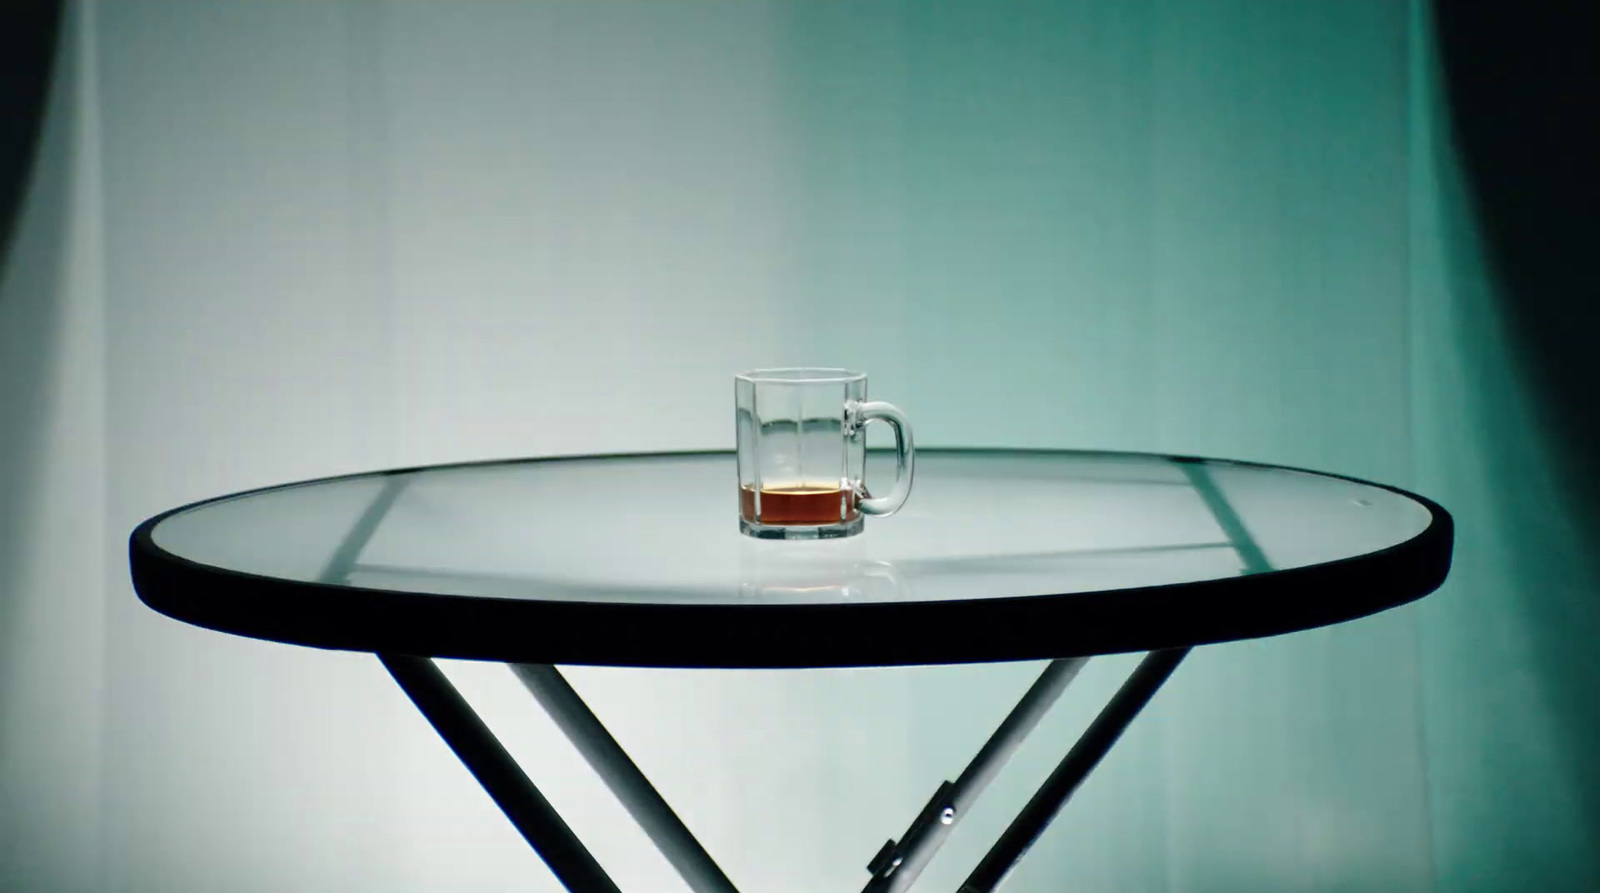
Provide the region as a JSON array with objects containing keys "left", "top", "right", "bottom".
[
  {"left": 737, "top": 532, "right": 906, "bottom": 601},
  {"left": 738, "top": 559, "right": 904, "bottom": 602},
  {"left": 735, "top": 368, "right": 913, "bottom": 539}
]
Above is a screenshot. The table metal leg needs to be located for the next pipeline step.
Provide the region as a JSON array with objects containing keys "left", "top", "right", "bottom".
[
  {"left": 512, "top": 663, "right": 741, "bottom": 893},
  {"left": 957, "top": 647, "right": 1189, "bottom": 893},
  {"left": 363, "top": 458, "right": 1233, "bottom": 893},
  {"left": 863, "top": 657, "right": 1091, "bottom": 893},
  {"left": 380, "top": 653, "right": 623, "bottom": 893},
  {"left": 386, "top": 647, "right": 1183, "bottom": 893}
]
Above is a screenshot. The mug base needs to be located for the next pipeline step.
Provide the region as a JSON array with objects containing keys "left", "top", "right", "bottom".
[{"left": 740, "top": 516, "right": 864, "bottom": 540}]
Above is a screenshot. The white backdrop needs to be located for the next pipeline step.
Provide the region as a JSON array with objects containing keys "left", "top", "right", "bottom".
[{"left": 3, "top": 2, "right": 1594, "bottom": 891}]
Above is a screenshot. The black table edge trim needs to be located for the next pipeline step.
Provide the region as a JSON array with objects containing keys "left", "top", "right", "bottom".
[{"left": 128, "top": 448, "right": 1454, "bottom": 668}]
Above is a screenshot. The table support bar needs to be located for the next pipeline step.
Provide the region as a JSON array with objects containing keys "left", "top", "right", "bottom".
[
  {"left": 957, "top": 647, "right": 1189, "bottom": 893},
  {"left": 513, "top": 663, "right": 741, "bottom": 893},
  {"left": 865, "top": 657, "right": 1090, "bottom": 893},
  {"left": 380, "top": 654, "right": 622, "bottom": 893}
]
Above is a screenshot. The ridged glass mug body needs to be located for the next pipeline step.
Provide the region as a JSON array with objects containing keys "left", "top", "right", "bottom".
[{"left": 735, "top": 368, "right": 913, "bottom": 540}]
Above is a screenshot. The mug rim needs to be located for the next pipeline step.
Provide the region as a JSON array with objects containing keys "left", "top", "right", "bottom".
[{"left": 736, "top": 367, "right": 866, "bottom": 384}]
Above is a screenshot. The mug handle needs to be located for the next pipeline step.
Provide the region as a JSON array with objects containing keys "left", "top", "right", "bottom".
[{"left": 850, "top": 400, "right": 914, "bottom": 516}]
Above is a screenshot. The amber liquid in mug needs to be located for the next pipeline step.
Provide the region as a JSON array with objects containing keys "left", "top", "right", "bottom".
[{"left": 740, "top": 485, "right": 859, "bottom": 526}]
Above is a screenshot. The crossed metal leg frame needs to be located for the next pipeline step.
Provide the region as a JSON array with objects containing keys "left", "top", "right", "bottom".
[
  {"left": 359, "top": 459, "right": 1254, "bottom": 892},
  {"left": 378, "top": 647, "right": 1189, "bottom": 893}
]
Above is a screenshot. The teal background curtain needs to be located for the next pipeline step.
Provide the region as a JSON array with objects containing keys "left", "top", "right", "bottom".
[{"left": 1, "top": 1, "right": 1594, "bottom": 890}]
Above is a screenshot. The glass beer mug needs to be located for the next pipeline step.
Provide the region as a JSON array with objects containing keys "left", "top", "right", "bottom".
[{"left": 735, "top": 368, "right": 914, "bottom": 539}]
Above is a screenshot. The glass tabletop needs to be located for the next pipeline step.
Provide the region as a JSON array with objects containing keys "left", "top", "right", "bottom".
[{"left": 147, "top": 450, "right": 1435, "bottom": 607}]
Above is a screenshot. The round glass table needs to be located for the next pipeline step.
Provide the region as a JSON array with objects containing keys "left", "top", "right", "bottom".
[{"left": 129, "top": 449, "right": 1452, "bottom": 893}]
